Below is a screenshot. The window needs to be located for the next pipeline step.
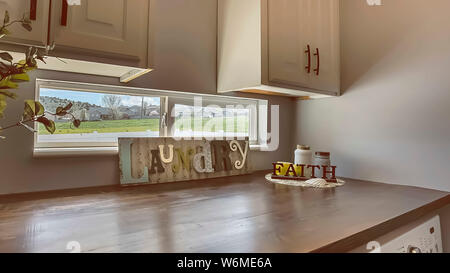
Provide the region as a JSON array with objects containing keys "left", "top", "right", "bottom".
[
  {"left": 34, "top": 79, "right": 268, "bottom": 153},
  {"left": 168, "top": 96, "right": 254, "bottom": 140},
  {"left": 37, "top": 88, "right": 162, "bottom": 146}
]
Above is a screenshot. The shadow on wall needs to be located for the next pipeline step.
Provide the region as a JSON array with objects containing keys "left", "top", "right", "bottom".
[
  {"left": 295, "top": 0, "right": 450, "bottom": 191},
  {"left": 341, "top": 0, "right": 434, "bottom": 93}
]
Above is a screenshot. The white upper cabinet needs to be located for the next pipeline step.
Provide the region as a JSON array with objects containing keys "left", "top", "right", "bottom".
[
  {"left": 268, "top": 0, "right": 311, "bottom": 89},
  {"left": 268, "top": 0, "right": 340, "bottom": 94},
  {"left": 1, "top": 0, "right": 338, "bottom": 93},
  {"left": 0, "top": 0, "right": 151, "bottom": 83},
  {"left": 217, "top": 0, "right": 261, "bottom": 93},
  {"left": 218, "top": 0, "right": 340, "bottom": 97},
  {"left": 0, "top": 0, "right": 49, "bottom": 46},
  {"left": 308, "top": 0, "right": 340, "bottom": 93},
  {"left": 49, "top": 0, "right": 149, "bottom": 67}
]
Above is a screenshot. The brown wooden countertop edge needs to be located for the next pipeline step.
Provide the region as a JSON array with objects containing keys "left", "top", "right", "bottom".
[
  {"left": 1, "top": 171, "right": 449, "bottom": 254},
  {"left": 311, "top": 193, "right": 450, "bottom": 253}
]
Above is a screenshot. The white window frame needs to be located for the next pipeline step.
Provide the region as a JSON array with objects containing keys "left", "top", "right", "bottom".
[{"left": 34, "top": 79, "right": 268, "bottom": 156}]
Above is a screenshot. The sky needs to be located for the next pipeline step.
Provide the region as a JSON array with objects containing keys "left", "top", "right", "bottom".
[{"left": 40, "top": 88, "right": 160, "bottom": 107}]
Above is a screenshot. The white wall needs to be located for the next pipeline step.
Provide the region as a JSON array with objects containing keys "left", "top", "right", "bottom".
[
  {"left": 0, "top": 70, "right": 293, "bottom": 195},
  {"left": 295, "top": 0, "right": 450, "bottom": 191},
  {"left": 0, "top": 0, "right": 294, "bottom": 195}
]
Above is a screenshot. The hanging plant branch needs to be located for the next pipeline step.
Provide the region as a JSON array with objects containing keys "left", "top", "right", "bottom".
[
  {"left": 0, "top": 100, "right": 81, "bottom": 136},
  {"left": 0, "top": 10, "right": 82, "bottom": 139}
]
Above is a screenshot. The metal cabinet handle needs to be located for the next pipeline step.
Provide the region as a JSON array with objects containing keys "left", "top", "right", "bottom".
[
  {"left": 305, "top": 44, "right": 311, "bottom": 73},
  {"left": 30, "top": 0, "right": 37, "bottom": 20},
  {"left": 61, "top": 0, "right": 68, "bottom": 26},
  {"left": 313, "top": 47, "right": 320, "bottom": 76}
]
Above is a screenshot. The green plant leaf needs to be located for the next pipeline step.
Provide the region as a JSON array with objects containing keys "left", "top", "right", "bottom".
[
  {"left": 4, "top": 81, "right": 18, "bottom": 89},
  {"left": 22, "top": 16, "right": 31, "bottom": 25},
  {"left": 30, "top": 47, "right": 38, "bottom": 59},
  {"left": 0, "top": 94, "right": 6, "bottom": 118},
  {"left": 36, "top": 56, "right": 46, "bottom": 64},
  {"left": 72, "top": 119, "right": 81, "bottom": 128},
  {"left": 23, "top": 101, "right": 35, "bottom": 119},
  {"left": 36, "top": 51, "right": 47, "bottom": 64},
  {"left": 36, "top": 116, "right": 55, "bottom": 134},
  {"left": 55, "top": 103, "right": 73, "bottom": 116},
  {"left": 55, "top": 106, "right": 65, "bottom": 116},
  {"left": 63, "top": 102, "right": 73, "bottom": 111},
  {"left": 0, "top": 52, "right": 13, "bottom": 62},
  {"left": 0, "top": 77, "right": 18, "bottom": 89},
  {"left": 23, "top": 100, "right": 44, "bottom": 119},
  {"left": 23, "top": 65, "right": 37, "bottom": 72},
  {"left": 11, "top": 73, "right": 29, "bottom": 82},
  {"left": 56, "top": 107, "right": 69, "bottom": 116},
  {"left": 0, "top": 28, "right": 11, "bottom": 36},
  {"left": 4, "top": 10, "right": 9, "bottom": 24},
  {"left": 0, "top": 89, "right": 18, "bottom": 99},
  {"left": 25, "top": 47, "right": 31, "bottom": 60},
  {"left": 21, "top": 22, "right": 32, "bottom": 32},
  {"left": 0, "top": 76, "right": 10, "bottom": 88}
]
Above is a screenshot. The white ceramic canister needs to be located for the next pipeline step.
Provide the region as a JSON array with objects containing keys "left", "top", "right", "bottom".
[
  {"left": 313, "top": 152, "right": 331, "bottom": 179},
  {"left": 294, "top": 145, "right": 313, "bottom": 177},
  {"left": 314, "top": 152, "right": 331, "bottom": 167}
]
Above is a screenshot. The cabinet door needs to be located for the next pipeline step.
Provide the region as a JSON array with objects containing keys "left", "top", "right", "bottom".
[
  {"left": 267, "top": 0, "right": 312, "bottom": 89},
  {"left": 308, "top": 0, "right": 340, "bottom": 93},
  {"left": 146, "top": 0, "right": 217, "bottom": 93},
  {"left": 267, "top": 0, "right": 339, "bottom": 94},
  {"left": 0, "top": 0, "right": 49, "bottom": 46},
  {"left": 50, "top": 0, "right": 148, "bottom": 66}
]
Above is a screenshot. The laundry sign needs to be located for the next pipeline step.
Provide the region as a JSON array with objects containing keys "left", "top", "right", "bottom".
[{"left": 119, "top": 138, "right": 252, "bottom": 185}]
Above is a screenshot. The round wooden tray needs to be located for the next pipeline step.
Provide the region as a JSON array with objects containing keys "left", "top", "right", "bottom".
[{"left": 265, "top": 173, "right": 345, "bottom": 188}]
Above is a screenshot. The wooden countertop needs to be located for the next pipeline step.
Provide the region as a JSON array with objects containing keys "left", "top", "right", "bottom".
[{"left": 0, "top": 170, "right": 449, "bottom": 253}]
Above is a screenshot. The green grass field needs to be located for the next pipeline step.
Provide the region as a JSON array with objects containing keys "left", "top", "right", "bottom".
[
  {"left": 38, "top": 119, "right": 160, "bottom": 135},
  {"left": 39, "top": 117, "right": 249, "bottom": 135}
]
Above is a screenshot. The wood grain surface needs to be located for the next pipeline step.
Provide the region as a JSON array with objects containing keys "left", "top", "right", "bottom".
[{"left": 0, "top": 170, "right": 448, "bottom": 253}]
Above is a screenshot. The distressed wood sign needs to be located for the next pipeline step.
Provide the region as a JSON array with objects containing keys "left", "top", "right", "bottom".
[{"left": 119, "top": 138, "right": 252, "bottom": 185}]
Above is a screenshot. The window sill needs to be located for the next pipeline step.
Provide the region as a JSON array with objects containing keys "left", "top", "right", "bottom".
[
  {"left": 33, "top": 147, "right": 119, "bottom": 158},
  {"left": 249, "top": 144, "right": 270, "bottom": 151},
  {"left": 33, "top": 144, "right": 268, "bottom": 158}
]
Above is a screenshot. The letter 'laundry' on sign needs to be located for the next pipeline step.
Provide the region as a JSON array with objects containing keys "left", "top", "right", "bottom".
[
  {"left": 119, "top": 138, "right": 252, "bottom": 185},
  {"left": 193, "top": 142, "right": 214, "bottom": 173},
  {"left": 173, "top": 148, "right": 195, "bottom": 173},
  {"left": 158, "top": 144, "right": 174, "bottom": 163}
]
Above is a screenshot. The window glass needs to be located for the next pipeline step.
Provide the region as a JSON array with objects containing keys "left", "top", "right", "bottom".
[
  {"left": 172, "top": 104, "right": 250, "bottom": 138},
  {"left": 38, "top": 88, "right": 161, "bottom": 145},
  {"left": 35, "top": 80, "right": 267, "bottom": 150}
]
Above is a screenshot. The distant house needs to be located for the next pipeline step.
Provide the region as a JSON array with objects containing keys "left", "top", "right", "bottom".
[
  {"left": 100, "top": 114, "right": 114, "bottom": 120},
  {"left": 117, "top": 105, "right": 160, "bottom": 119},
  {"left": 83, "top": 107, "right": 111, "bottom": 121},
  {"left": 119, "top": 105, "right": 142, "bottom": 119},
  {"left": 43, "top": 96, "right": 161, "bottom": 122},
  {"left": 147, "top": 106, "right": 160, "bottom": 117}
]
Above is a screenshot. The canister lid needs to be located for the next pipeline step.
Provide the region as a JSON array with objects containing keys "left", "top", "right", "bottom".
[
  {"left": 315, "top": 152, "right": 330, "bottom": 157},
  {"left": 297, "top": 145, "right": 310, "bottom": 150}
]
